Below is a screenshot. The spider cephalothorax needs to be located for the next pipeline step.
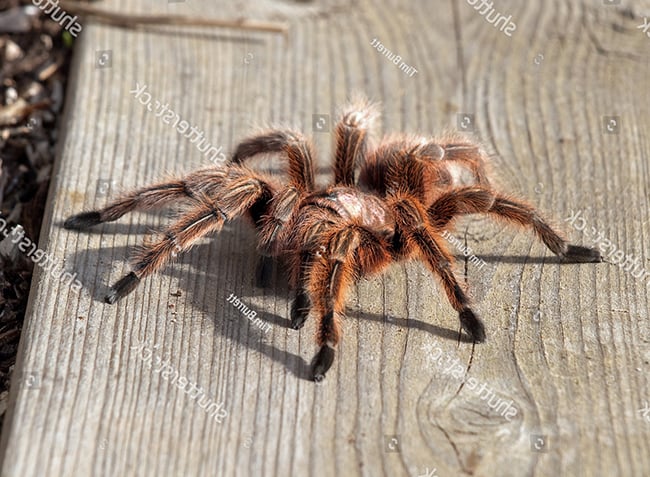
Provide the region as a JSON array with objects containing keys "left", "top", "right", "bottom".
[{"left": 64, "top": 100, "right": 602, "bottom": 381}]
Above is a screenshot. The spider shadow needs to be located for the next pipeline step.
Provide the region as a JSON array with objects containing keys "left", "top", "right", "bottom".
[
  {"left": 477, "top": 254, "right": 592, "bottom": 265},
  {"left": 64, "top": 219, "right": 316, "bottom": 380},
  {"left": 354, "top": 310, "right": 475, "bottom": 343},
  {"left": 60, "top": 222, "right": 163, "bottom": 236},
  {"left": 66, "top": 220, "right": 560, "bottom": 381},
  {"left": 166, "top": 244, "right": 316, "bottom": 380}
]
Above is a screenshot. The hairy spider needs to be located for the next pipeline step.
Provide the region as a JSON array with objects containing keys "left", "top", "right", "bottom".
[{"left": 64, "top": 100, "right": 602, "bottom": 381}]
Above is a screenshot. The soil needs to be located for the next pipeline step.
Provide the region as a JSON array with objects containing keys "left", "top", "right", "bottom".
[{"left": 0, "top": 0, "right": 74, "bottom": 430}]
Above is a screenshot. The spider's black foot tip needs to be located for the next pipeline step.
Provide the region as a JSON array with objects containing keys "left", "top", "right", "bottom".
[
  {"left": 290, "top": 305, "right": 309, "bottom": 329},
  {"left": 311, "top": 344, "right": 336, "bottom": 382},
  {"left": 562, "top": 245, "right": 602, "bottom": 263},
  {"left": 63, "top": 211, "right": 102, "bottom": 230},
  {"left": 104, "top": 293, "right": 116, "bottom": 304},
  {"left": 459, "top": 308, "right": 486, "bottom": 343},
  {"left": 290, "top": 292, "right": 310, "bottom": 329},
  {"left": 290, "top": 316, "right": 307, "bottom": 330},
  {"left": 105, "top": 272, "right": 140, "bottom": 304}
]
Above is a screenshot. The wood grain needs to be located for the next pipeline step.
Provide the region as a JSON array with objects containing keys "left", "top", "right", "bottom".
[{"left": 1, "top": 0, "right": 649, "bottom": 475}]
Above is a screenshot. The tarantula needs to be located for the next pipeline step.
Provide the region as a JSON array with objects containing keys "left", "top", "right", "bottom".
[{"left": 64, "top": 100, "right": 602, "bottom": 381}]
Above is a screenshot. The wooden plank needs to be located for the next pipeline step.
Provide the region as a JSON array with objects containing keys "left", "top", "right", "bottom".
[{"left": 1, "top": 0, "right": 649, "bottom": 475}]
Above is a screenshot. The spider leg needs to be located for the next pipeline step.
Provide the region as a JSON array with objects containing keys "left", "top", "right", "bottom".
[
  {"left": 254, "top": 187, "right": 304, "bottom": 287},
  {"left": 390, "top": 196, "right": 486, "bottom": 342},
  {"left": 105, "top": 170, "right": 275, "bottom": 303},
  {"left": 334, "top": 100, "right": 377, "bottom": 186},
  {"left": 285, "top": 207, "right": 339, "bottom": 329},
  {"left": 231, "top": 130, "right": 316, "bottom": 283},
  {"left": 428, "top": 186, "right": 602, "bottom": 262},
  {"left": 427, "top": 186, "right": 496, "bottom": 229},
  {"left": 231, "top": 130, "right": 316, "bottom": 192},
  {"left": 306, "top": 224, "right": 390, "bottom": 381},
  {"left": 437, "top": 142, "right": 491, "bottom": 185},
  {"left": 63, "top": 167, "right": 228, "bottom": 230}
]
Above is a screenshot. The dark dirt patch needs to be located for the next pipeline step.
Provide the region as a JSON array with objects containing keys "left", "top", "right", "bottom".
[{"left": 0, "top": 0, "right": 74, "bottom": 429}]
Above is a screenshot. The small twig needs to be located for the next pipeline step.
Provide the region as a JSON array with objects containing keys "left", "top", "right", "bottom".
[{"left": 57, "top": 1, "right": 289, "bottom": 36}]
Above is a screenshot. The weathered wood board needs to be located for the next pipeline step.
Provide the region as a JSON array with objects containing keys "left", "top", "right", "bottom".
[{"left": 1, "top": 0, "right": 649, "bottom": 475}]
